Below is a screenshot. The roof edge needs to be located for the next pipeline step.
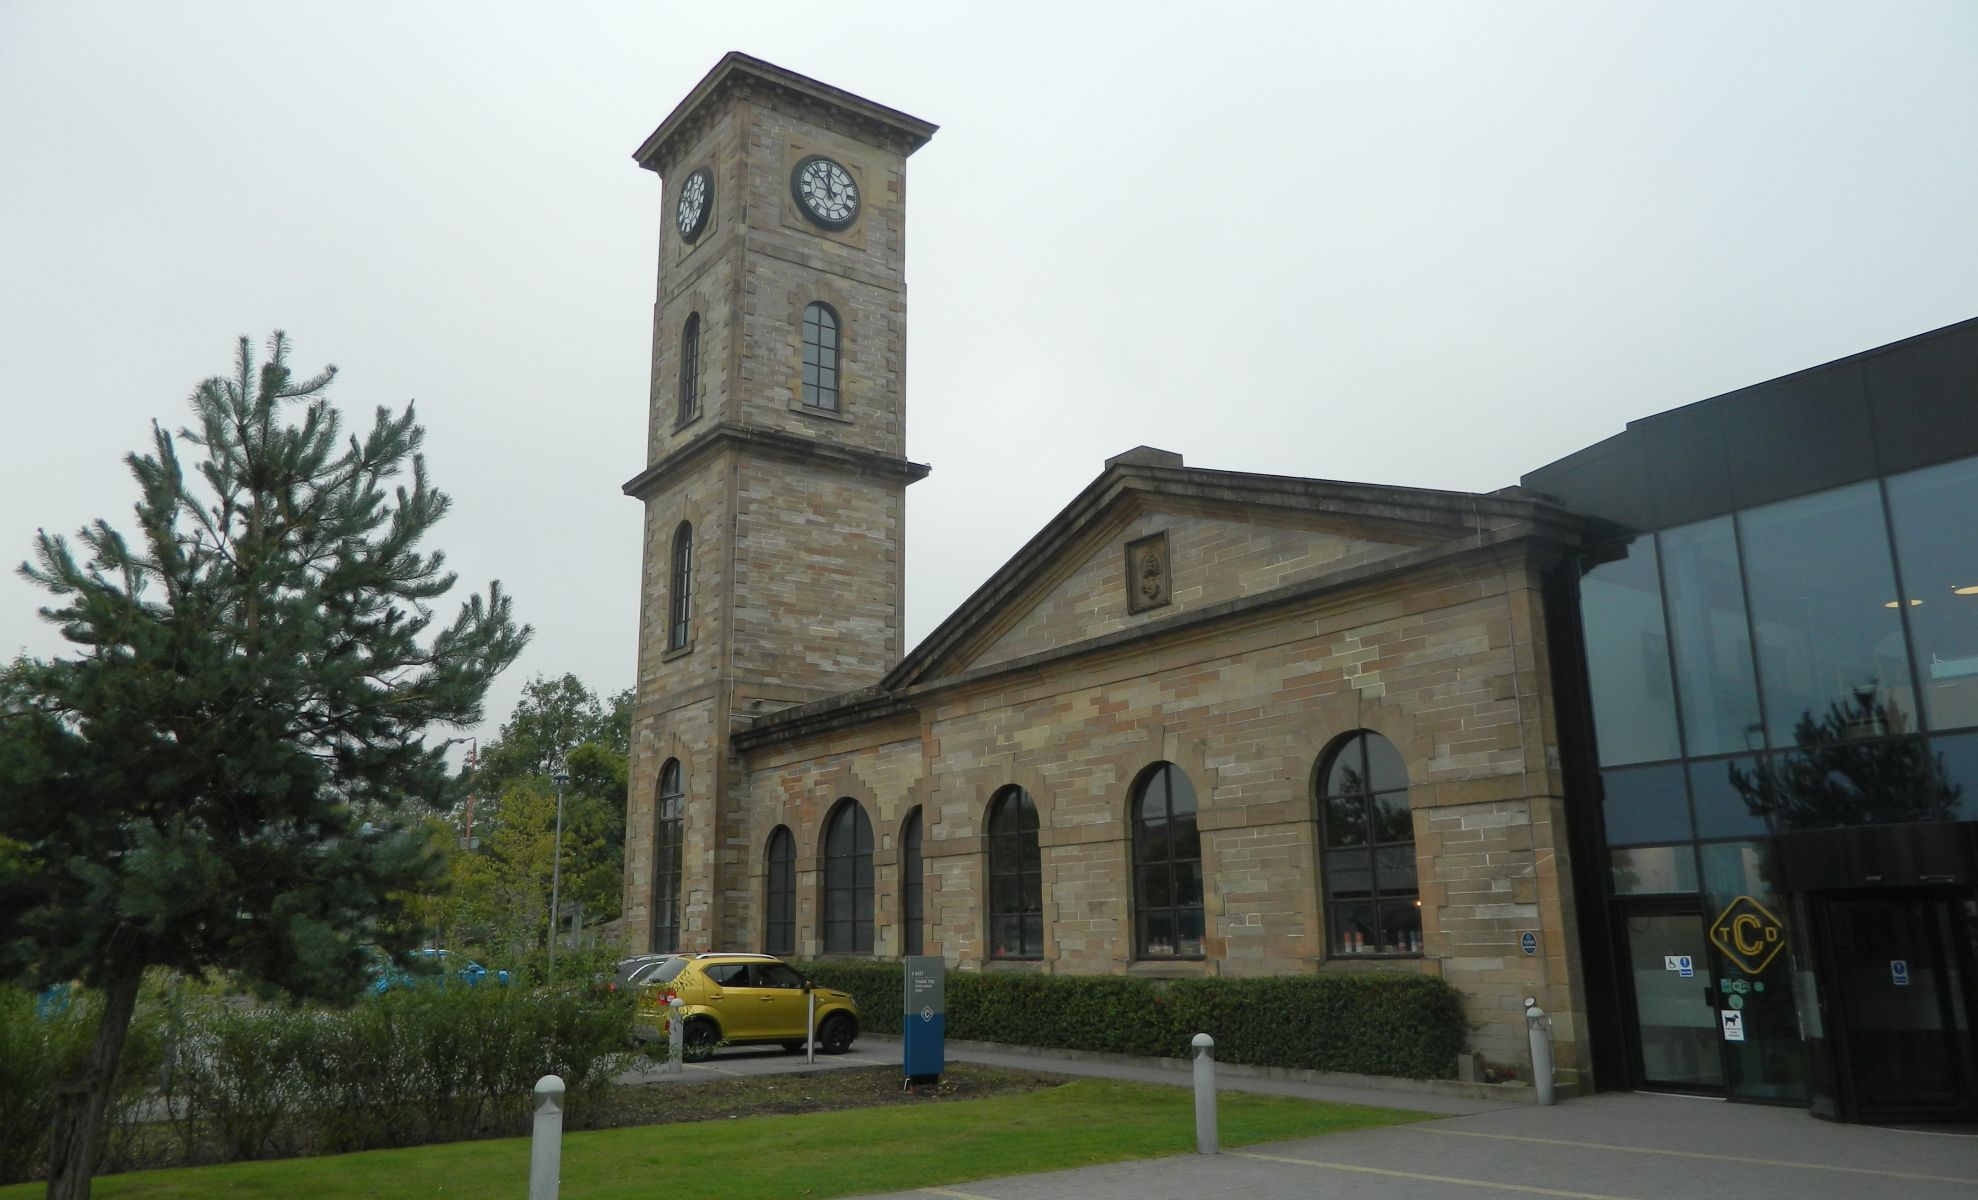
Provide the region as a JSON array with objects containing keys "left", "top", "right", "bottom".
[{"left": 635, "top": 51, "right": 938, "bottom": 171}]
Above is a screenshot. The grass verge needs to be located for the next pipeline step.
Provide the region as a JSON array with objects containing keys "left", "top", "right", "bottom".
[{"left": 0, "top": 1077, "right": 1430, "bottom": 1199}]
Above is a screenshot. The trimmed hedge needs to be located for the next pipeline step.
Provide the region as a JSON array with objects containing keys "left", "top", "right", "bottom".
[{"left": 795, "top": 961, "right": 1466, "bottom": 1081}]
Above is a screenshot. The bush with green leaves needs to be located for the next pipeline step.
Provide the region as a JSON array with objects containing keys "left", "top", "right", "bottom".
[
  {"left": 0, "top": 987, "right": 165, "bottom": 1185},
  {"left": 794, "top": 962, "right": 1466, "bottom": 1080},
  {"left": 158, "top": 983, "right": 636, "bottom": 1161},
  {"left": 2, "top": 979, "right": 635, "bottom": 1180}
]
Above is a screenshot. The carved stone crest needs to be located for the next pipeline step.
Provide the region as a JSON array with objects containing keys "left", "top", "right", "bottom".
[{"left": 1125, "top": 531, "right": 1172, "bottom": 614}]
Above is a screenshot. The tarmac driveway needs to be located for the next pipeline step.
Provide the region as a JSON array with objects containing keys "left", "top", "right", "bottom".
[{"left": 851, "top": 1090, "right": 1976, "bottom": 1200}]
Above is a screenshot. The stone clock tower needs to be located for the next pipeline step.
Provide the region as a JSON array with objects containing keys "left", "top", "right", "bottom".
[{"left": 620, "top": 54, "right": 936, "bottom": 952}]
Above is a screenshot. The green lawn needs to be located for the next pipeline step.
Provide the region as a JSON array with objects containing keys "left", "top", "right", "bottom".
[{"left": 1, "top": 1079, "right": 1430, "bottom": 1199}]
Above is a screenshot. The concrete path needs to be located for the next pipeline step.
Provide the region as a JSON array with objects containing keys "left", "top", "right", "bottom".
[
  {"left": 614, "top": 1031, "right": 1974, "bottom": 1198},
  {"left": 839, "top": 1038, "right": 1977, "bottom": 1200}
]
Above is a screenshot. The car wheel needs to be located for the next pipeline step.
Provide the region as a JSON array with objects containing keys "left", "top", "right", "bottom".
[
  {"left": 780, "top": 1039, "right": 807, "bottom": 1053},
  {"left": 817, "top": 1013, "right": 855, "bottom": 1055},
  {"left": 683, "top": 1018, "right": 719, "bottom": 1062}
]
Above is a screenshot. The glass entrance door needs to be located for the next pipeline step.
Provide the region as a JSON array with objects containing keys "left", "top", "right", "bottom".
[
  {"left": 1819, "top": 894, "right": 1978, "bottom": 1122},
  {"left": 1618, "top": 906, "right": 1725, "bottom": 1092}
]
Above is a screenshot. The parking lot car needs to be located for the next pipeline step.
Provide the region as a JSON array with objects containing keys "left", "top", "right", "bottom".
[
  {"left": 634, "top": 952, "right": 858, "bottom": 1059},
  {"left": 609, "top": 953, "right": 678, "bottom": 994},
  {"left": 370, "top": 948, "right": 511, "bottom": 993}
]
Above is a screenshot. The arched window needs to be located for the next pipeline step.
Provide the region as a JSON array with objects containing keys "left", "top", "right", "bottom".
[
  {"left": 900, "top": 807, "right": 923, "bottom": 956},
  {"left": 822, "top": 798, "right": 873, "bottom": 953},
  {"left": 765, "top": 826, "right": 795, "bottom": 955},
  {"left": 800, "top": 302, "right": 840, "bottom": 412},
  {"left": 1131, "top": 763, "right": 1203, "bottom": 959},
  {"left": 986, "top": 786, "right": 1042, "bottom": 959},
  {"left": 668, "top": 522, "right": 692, "bottom": 651},
  {"left": 1317, "top": 731, "right": 1420, "bottom": 956},
  {"left": 653, "top": 759, "right": 684, "bottom": 952},
  {"left": 677, "top": 312, "right": 701, "bottom": 424}
]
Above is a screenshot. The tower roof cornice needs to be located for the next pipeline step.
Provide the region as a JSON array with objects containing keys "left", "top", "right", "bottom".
[{"left": 634, "top": 51, "right": 937, "bottom": 174}]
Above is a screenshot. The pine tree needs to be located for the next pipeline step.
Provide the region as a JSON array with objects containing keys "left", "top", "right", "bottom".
[{"left": 0, "top": 334, "right": 529, "bottom": 1198}]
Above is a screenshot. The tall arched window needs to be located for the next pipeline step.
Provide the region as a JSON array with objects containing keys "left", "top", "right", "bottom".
[
  {"left": 765, "top": 826, "right": 795, "bottom": 955},
  {"left": 1317, "top": 731, "right": 1420, "bottom": 956},
  {"left": 1132, "top": 763, "right": 1204, "bottom": 959},
  {"left": 986, "top": 786, "right": 1042, "bottom": 959},
  {"left": 800, "top": 302, "right": 840, "bottom": 412},
  {"left": 652, "top": 759, "right": 684, "bottom": 952},
  {"left": 900, "top": 807, "right": 923, "bottom": 956},
  {"left": 668, "top": 521, "right": 692, "bottom": 651},
  {"left": 822, "top": 798, "right": 873, "bottom": 953},
  {"left": 677, "top": 312, "right": 701, "bottom": 424}
]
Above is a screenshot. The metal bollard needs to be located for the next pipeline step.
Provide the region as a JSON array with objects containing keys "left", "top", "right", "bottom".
[
  {"left": 666, "top": 996, "right": 685, "bottom": 1074},
  {"left": 1524, "top": 998, "right": 1555, "bottom": 1106},
  {"left": 1191, "top": 1033, "right": 1218, "bottom": 1154},
  {"left": 529, "top": 1074, "right": 565, "bottom": 1200},
  {"left": 806, "top": 988, "right": 818, "bottom": 1065}
]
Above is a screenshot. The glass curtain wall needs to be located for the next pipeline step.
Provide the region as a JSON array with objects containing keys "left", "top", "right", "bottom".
[{"left": 1576, "top": 452, "right": 1978, "bottom": 1102}]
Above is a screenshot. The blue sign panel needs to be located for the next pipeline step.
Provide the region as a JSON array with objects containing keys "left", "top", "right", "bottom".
[
  {"left": 1891, "top": 959, "right": 1910, "bottom": 988},
  {"left": 1520, "top": 931, "right": 1538, "bottom": 956},
  {"left": 902, "top": 955, "right": 945, "bottom": 1081}
]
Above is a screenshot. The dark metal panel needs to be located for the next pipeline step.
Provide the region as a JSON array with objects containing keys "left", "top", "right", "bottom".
[
  {"left": 1635, "top": 401, "right": 1737, "bottom": 530},
  {"left": 1524, "top": 316, "right": 1978, "bottom": 531},
  {"left": 1861, "top": 325, "right": 1978, "bottom": 478},
  {"left": 1521, "top": 430, "right": 1656, "bottom": 532},
  {"left": 1715, "top": 366, "right": 1877, "bottom": 511},
  {"left": 1770, "top": 821, "right": 1978, "bottom": 891}
]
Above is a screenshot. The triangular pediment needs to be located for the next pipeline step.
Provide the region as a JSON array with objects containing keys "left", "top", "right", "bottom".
[{"left": 887, "top": 458, "right": 1543, "bottom": 690}]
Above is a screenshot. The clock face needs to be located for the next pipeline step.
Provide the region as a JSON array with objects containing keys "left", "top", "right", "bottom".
[
  {"left": 676, "top": 167, "right": 712, "bottom": 242},
  {"left": 791, "top": 155, "right": 860, "bottom": 230}
]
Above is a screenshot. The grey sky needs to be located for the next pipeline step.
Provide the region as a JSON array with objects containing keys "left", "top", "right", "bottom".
[{"left": 5, "top": 2, "right": 1977, "bottom": 745}]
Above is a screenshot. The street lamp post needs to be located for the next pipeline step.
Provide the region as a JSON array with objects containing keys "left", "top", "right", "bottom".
[{"left": 547, "top": 765, "right": 569, "bottom": 981}]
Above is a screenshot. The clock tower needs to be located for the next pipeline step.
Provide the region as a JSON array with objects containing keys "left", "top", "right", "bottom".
[{"left": 620, "top": 54, "right": 936, "bottom": 952}]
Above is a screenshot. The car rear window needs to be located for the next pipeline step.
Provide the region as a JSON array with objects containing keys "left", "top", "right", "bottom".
[{"left": 648, "top": 959, "right": 689, "bottom": 984}]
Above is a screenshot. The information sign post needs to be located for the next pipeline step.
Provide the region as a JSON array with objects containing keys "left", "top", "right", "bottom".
[{"left": 902, "top": 955, "right": 945, "bottom": 1088}]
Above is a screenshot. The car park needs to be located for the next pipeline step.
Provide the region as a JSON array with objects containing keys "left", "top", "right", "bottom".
[
  {"left": 633, "top": 952, "right": 858, "bottom": 1059},
  {"left": 609, "top": 953, "right": 678, "bottom": 993},
  {"left": 370, "top": 948, "right": 511, "bottom": 993}
]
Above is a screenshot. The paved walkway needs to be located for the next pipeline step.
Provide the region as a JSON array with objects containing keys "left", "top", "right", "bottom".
[{"left": 839, "top": 1037, "right": 1976, "bottom": 1200}]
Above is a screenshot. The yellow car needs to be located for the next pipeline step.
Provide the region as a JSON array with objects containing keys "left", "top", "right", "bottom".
[{"left": 635, "top": 952, "right": 860, "bottom": 1059}]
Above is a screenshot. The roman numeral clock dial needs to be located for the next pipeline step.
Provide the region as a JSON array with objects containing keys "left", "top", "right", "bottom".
[{"left": 791, "top": 155, "right": 860, "bottom": 230}]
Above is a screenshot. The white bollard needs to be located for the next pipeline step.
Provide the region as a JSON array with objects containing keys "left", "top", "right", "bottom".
[
  {"left": 806, "top": 987, "right": 818, "bottom": 1065},
  {"left": 1191, "top": 1033, "right": 1218, "bottom": 1154},
  {"left": 1524, "top": 998, "right": 1555, "bottom": 1106},
  {"left": 666, "top": 996, "right": 685, "bottom": 1074},
  {"left": 529, "top": 1074, "right": 565, "bottom": 1200}
]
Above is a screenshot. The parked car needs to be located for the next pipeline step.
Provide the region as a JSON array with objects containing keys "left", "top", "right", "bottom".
[
  {"left": 609, "top": 953, "right": 678, "bottom": 993},
  {"left": 633, "top": 952, "right": 857, "bottom": 1059},
  {"left": 370, "top": 948, "right": 511, "bottom": 993}
]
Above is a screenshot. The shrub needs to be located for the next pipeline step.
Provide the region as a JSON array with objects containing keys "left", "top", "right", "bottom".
[
  {"left": 0, "top": 985, "right": 166, "bottom": 1185},
  {"left": 156, "top": 981, "right": 635, "bottom": 1163},
  {"left": 793, "top": 962, "right": 1465, "bottom": 1080}
]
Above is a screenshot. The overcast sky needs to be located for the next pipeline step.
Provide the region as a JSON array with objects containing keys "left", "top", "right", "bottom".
[{"left": 5, "top": 2, "right": 1978, "bottom": 747}]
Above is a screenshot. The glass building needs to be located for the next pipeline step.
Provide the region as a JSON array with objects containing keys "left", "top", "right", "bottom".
[{"left": 1526, "top": 318, "right": 1978, "bottom": 1123}]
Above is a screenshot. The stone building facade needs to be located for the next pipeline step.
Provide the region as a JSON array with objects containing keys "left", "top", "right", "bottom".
[{"left": 622, "top": 54, "right": 1595, "bottom": 1083}]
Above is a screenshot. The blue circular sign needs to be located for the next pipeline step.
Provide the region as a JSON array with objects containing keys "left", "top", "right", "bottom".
[{"left": 1520, "top": 931, "right": 1538, "bottom": 956}]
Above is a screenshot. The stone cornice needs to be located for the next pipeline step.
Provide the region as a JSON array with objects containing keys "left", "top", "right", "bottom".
[
  {"left": 621, "top": 422, "right": 931, "bottom": 501},
  {"left": 635, "top": 52, "right": 937, "bottom": 176}
]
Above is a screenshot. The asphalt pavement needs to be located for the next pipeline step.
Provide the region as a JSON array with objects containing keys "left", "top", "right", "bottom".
[{"left": 620, "top": 1031, "right": 1978, "bottom": 1200}]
